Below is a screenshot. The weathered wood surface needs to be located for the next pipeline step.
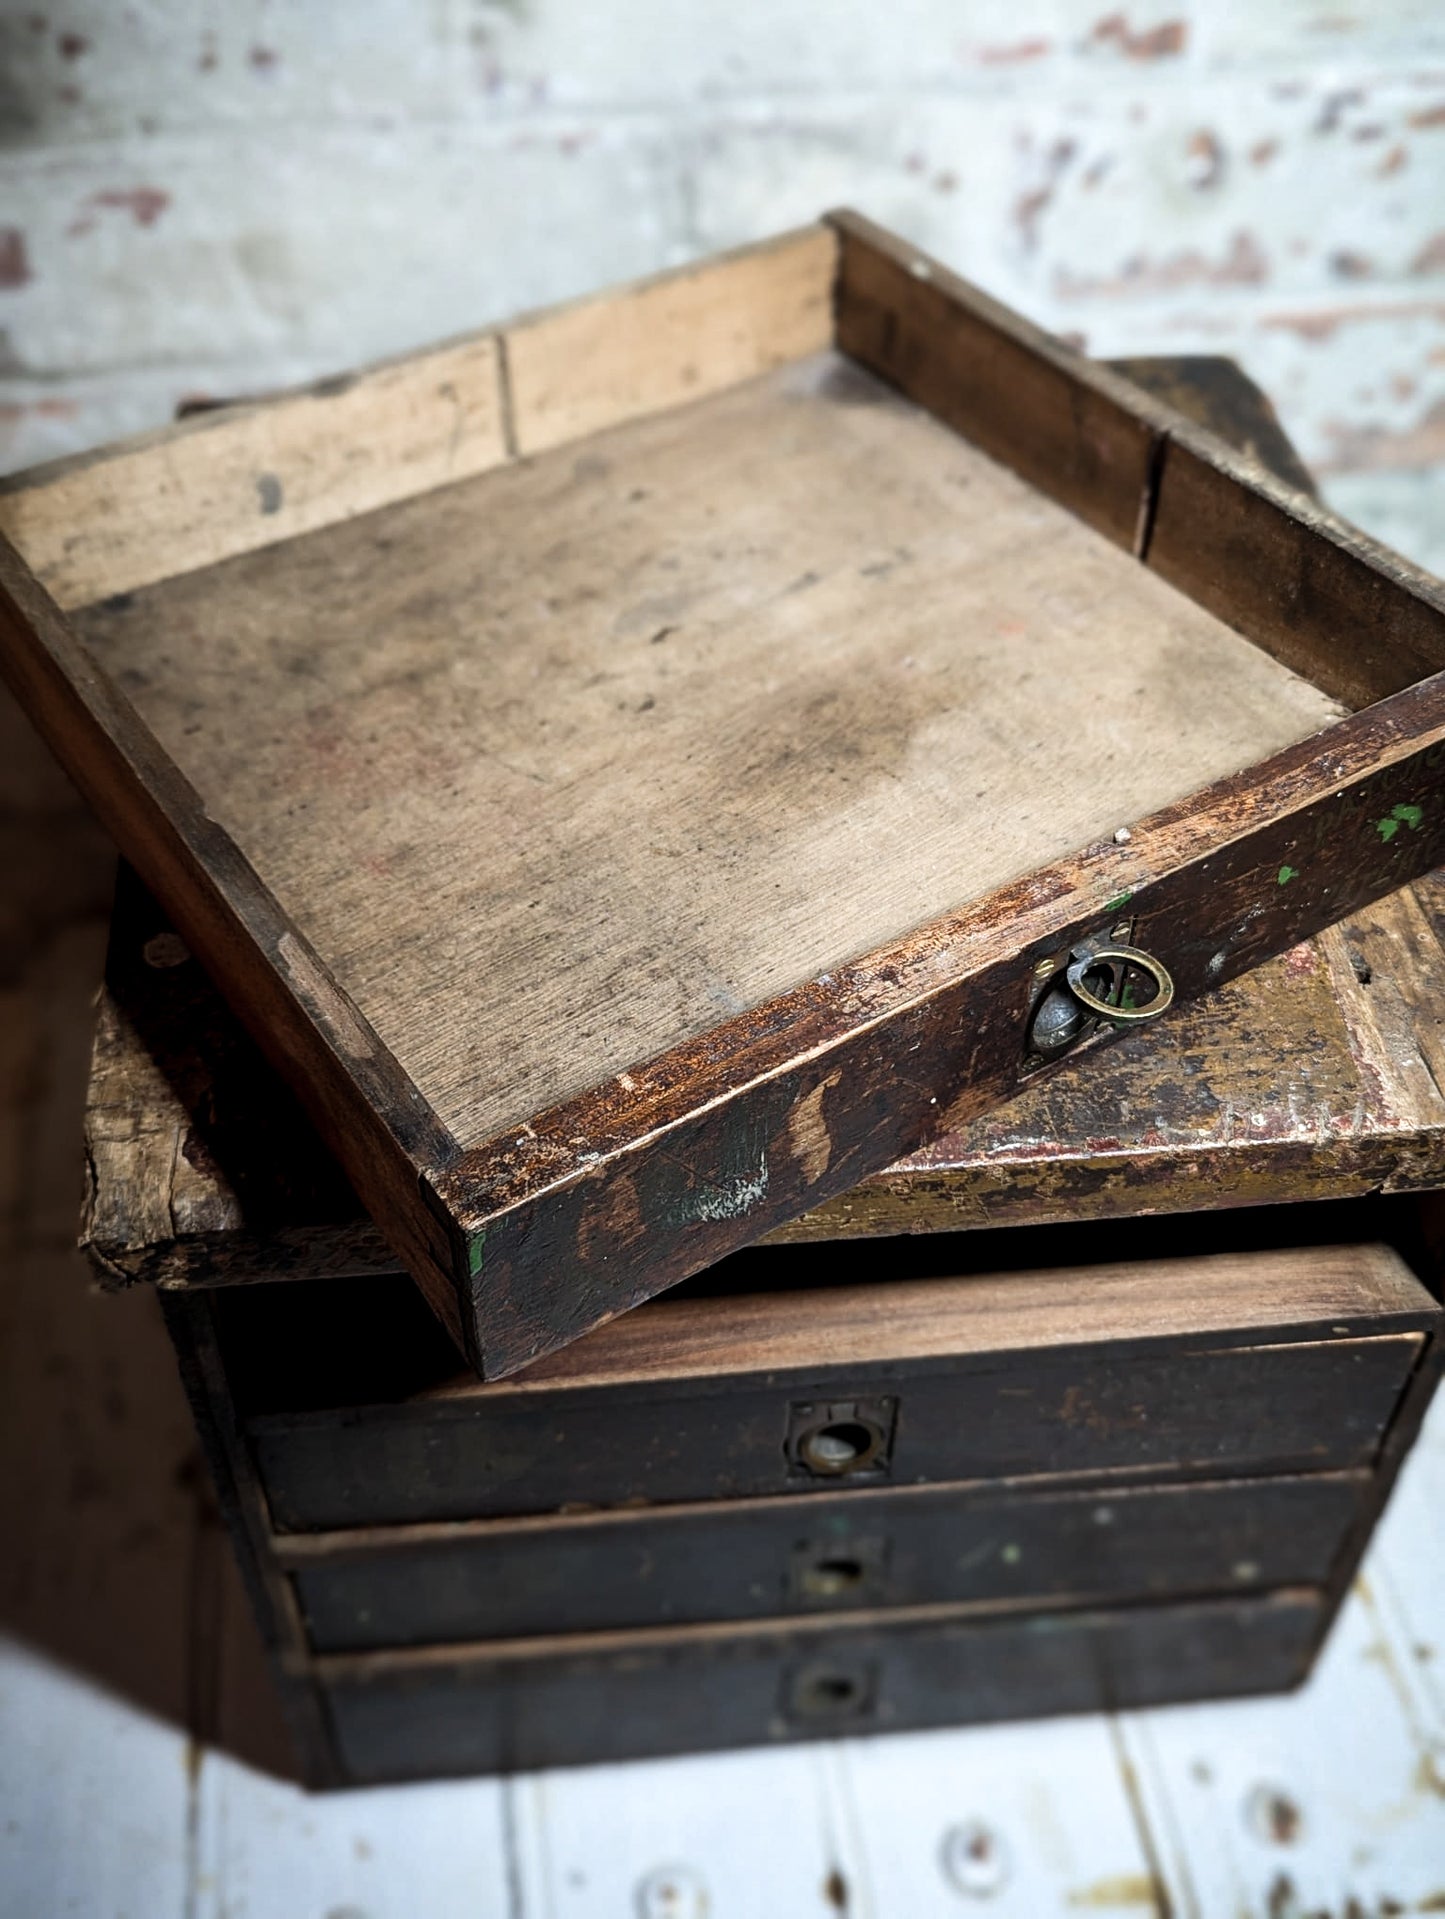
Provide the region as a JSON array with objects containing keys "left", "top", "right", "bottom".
[
  {"left": 225, "top": 1243, "right": 1434, "bottom": 1530},
  {"left": 83, "top": 867, "right": 1445, "bottom": 1283},
  {"left": 6, "top": 219, "right": 1445, "bottom": 1374},
  {"left": 73, "top": 350, "right": 1341, "bottom": 1157},
  {"left": 319, "top": 1589, "right": 1324, "bottom": 1782},
  {"left": 285, "top": 1471, "right": 1364, "bottom": 1650}
]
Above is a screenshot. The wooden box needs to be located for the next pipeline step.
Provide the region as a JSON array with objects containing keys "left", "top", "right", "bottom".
[
  {"left": 86, "top": 870, "right": 1445, "bottom": 1785},
  {"left": 12, "top": 212, "right": 1445, "bottom": 1377}
]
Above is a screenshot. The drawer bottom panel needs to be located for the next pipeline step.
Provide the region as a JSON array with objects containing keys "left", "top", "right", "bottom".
[
  {"left": 289, "top": 1470, "right": 1363, "bottom": 1650},
  {"left": 320, "top": 1587, "right": 1321, "bottom": 1783}
]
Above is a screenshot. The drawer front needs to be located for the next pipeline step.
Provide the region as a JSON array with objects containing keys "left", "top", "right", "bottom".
[
  {"left": 289, "top": 1471, "right": 1363, "bottom": 1651},
  {"left": 252, "top": 1332, "right": 1420, "bottom": 1529},
  {"left": 321, "top": 1588, "right": 1321, "bottom": 1783}
]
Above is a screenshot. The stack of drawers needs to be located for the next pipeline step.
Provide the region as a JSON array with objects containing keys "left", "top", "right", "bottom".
[{"left": 85, "top": 868, "right": 1445, "bottom": 1787}]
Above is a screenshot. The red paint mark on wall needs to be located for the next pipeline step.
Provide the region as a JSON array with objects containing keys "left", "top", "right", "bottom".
[
  {"left": 1409, "top": 103, "right": 1445, "bottom": 129},
  {"left": 1263, "top": 298, "right": 1445, "bottom": 343},
  {"left": 249, "top": 44, "right": 279, "bottom": 72},
  {"left": 0, "top": 229, "right": 32, "bottom": 289},
  {"left": 1088, "top": 13, "right": 1188, "bottom": 59},
  {"left": 1411, "top": 231, "right": 1445, "bottom": 276},
  {"left": 1317, "top": 398, "right": 1445, "bottom": 475},
  {"left": 975, "top": 37, "right": 1052, "bottom": 64},
  {"left": 57, "top": 29, "right": 88, "bottom": 58},
  {"left": 1055, "top": 230, "right": 1268, "bottom": 299},
  {"left": 74, "top": 187, "right": 171, "bottom": 232},
  {"left": 1250, "top": 138, "right": 1279, "bottom": 166}
]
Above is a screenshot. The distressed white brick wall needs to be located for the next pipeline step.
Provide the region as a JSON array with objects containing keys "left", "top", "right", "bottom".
[{"left": 2, "top": 0, "right": 1443, "bottom": 568}]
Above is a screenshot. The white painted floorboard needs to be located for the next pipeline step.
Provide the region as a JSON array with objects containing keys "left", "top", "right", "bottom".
[{"left": 4, "top": 1386, "right": 1441, "bottom": 1919}]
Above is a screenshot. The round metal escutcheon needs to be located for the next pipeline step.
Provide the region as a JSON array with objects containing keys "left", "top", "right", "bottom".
[
  {"left": 1064, "top": 944, "right": 1175, "bottom": 1024},
  {"left": 797, "top": 1417, "right": 885, "bottom": 1476}
]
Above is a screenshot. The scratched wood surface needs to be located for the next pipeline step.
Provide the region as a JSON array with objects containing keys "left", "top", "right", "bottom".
[{"left": 72, "top": 348, "right": 1341, "bottom": 1154}]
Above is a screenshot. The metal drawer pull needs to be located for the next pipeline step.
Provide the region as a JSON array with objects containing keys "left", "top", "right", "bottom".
[{"left": 1064, "top": 944, "right": 1175, "bottom": 1023}]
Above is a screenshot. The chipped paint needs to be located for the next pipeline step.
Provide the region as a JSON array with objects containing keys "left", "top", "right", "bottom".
[
  {"left": 1278, "top": 864, "right": 1299, "bottom": 883},
  {"left": 1377, "top": 802, "right": 1425, "bottom": 840}
]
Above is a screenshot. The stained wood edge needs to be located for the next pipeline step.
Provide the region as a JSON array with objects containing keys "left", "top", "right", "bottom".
[
  {"left": 434, "top": 665, "right": 1445, "bottom": 1375},
  {"left": 0, "top": 535, "right": 469, "bottom": 1349},
  {"left": 273, "top": 1245, "right": 1435, "bottom": 1407},
  {"left": 271, "top": 1468, "right": 1372, "bottom": 1565},
  {"left": 830, "top": 209, "right": 1445, "bottom": 715},
  {"left": 0, "top": 224, "right": 838, "bottom": 609},
  {"left": 1147, "top": 417, "right": 1445, "bottom": 710},
  {"left": 827, "top": 207, "right": 1175, "bottom": 554},
  {"left": 309, "top": 1585, "right": 1325, "bottom": 1681}
]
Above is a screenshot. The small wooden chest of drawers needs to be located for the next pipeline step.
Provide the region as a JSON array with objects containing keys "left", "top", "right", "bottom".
[{"left": 166, "top": 1232, "right": 1434, "bottom": 1784}]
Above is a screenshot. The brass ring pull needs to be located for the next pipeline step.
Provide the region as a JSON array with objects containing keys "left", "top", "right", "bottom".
[{"left": 1064, "top": 945, "right": 1175, "bottom": 1024}]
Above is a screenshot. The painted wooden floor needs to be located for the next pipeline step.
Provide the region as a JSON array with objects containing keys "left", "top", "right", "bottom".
[{"left": 1, "top": 680, "right": 1443, "bottom": 1919}]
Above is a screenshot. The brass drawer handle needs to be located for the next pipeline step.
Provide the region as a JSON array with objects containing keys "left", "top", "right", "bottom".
[{"left": 1064, "top": 944, "right": 1175, "bottom": 1023}]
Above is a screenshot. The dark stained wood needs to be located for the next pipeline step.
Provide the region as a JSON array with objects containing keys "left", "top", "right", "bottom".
[
  {"left": 319, "top": 1588, "right": 1323, "bottom": 1782},
  {"left": 284, "top": 1470, "right": 1364, "bottom": 1650},
  {"left": 432, "top": 686, "right": 1445, "bottom": 1375},
  {"left": 9, "top": 219, "right": 1445, "bottom": 1377},
  {"left": 231, "top": 1243, "right": 1433, "bottom": 1530},
  {"left": 1147, "top": 418, "right": 1445, "bottom": 711},
  {"left": 830, "top": 209, "right": 1171, "bottom": 553},
  {"left": 159, "top": 1291, "right": 337, "bottom": 1786}
]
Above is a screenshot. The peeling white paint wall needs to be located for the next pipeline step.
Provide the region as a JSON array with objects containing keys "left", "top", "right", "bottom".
[{"left": 2, "top": 1, "right": 1443, "bottom": 568}]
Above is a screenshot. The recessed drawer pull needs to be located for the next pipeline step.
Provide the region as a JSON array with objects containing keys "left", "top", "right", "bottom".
[{"left": 1064, "top": 943, "right": 1175, "bottom": 1024}]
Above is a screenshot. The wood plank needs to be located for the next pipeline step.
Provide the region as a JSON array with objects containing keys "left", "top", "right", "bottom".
[
  {"left": 282, "top": 1471, "right": 1365, "bottom": 1650},
  {"left": 318, "top": 1590, "right": 1323, "bottom": 1782},
  {"left": 0, "top": 539, "right": 470, "bottom": 1351},
  {"left": 505, "top": 222, "right": 837, "bottom": 454},
  {"left": 1118, "top": 1580, "right": 1445, "bottom": 1917},
  {"left": 0, "top": 337, "right": 509, "bottom": 610},
  {"left": 829, "top": 208, "right": 1171, "bottom": 553},
  {"left": 0, "top": 1639, "right": 191, "bottom": 1917},
  {"left": 506, "top": 1745, "right": 851, "bottom": 1919},
  {"left": 192, "top": 1748, "right": 512, "bottom": 1919},
  {"left": 1147, "top": 416, "right": 1445, "bottom": 711},
  {"left": 826, "top": 1716, "right": 1162, "bottom": 1914}
]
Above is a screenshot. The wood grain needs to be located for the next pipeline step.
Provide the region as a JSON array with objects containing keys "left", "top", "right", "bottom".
[
  {"left": 75, "top": 352, "right": 1343, "bottom": 1157},
  {"left": 506, "top": 224, "right": 837, "bottom": 454},
  {"left": 0, "top": 339, "right": 509, "bottom": 610}
]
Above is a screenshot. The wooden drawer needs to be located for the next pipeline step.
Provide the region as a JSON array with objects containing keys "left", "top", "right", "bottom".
[
  {"left": 319, "top": 1588, "right": 1323, "bottom": 1783},
  {"left": 231, "top": 1243, "right": 1433, "bottom": 1531},
  {"left": 285, "top": 1470, "right": 1364, "bottom": 1650}
]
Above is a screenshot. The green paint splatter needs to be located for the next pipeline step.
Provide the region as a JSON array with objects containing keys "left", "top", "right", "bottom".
[
  {"left": 467, "top": 1231, "right": 486, "bottom": 1280},
  {"left": 1377, "top": 802, "right": 1424, "bottom": 842},
  {"left": 1103, "top": 890, "right": 1133, "bottom": 913},
  {"left": 1277, "top": 865, "right": 1299, "bottom": 885}
]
